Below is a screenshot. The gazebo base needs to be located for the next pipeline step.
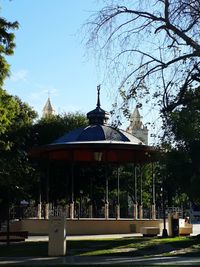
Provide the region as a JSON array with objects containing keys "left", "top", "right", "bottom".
[{"left": 10, "top": 218, "right": 163, "bottom": 236}]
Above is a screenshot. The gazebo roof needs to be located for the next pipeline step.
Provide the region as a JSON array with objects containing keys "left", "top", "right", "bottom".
[
  {"left": 30, "top": 86, "right": 159, "bottom": 163},
  {"left": 53, "top": 125, "right": 143, "bottom": 144}
]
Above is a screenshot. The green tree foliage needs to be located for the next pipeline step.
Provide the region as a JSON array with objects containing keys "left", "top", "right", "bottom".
[
  {"left": 163, "top": 88, "right": 200, "bottom": 205},
  {"left": 31, "top": 112, "right": 88, "bottom": 146},
  {"left": 0, "top": 10, "right": 34, "bottom": 231},
  {"left": 0, "top": 96, "right": 37, "bottom": 206},
  {"left": 0, "top": 10, "right": 19, "bottom": 138},
  {"left": 0, "top": 16, "right": 18, "bottom": 85},
  {"left": 0, "top": 89, "right": 19, "bottom": 144},
  {"left": 167, "top": 89, "right": 200, "bottom": 145}
]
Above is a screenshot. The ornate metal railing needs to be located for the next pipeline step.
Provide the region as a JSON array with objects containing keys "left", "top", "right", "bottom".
[{"left": 8, "top": 204, "right": 184, "bottom": 220}]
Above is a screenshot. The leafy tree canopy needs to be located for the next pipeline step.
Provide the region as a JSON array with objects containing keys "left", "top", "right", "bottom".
[
  {"left": 0, "top": 89, "right": 19, "bottom": 139},
  {"left": 166, "top": 88, "right": 200, "bottom": 146},
  {"left": 0, "top": 8, "right": 19, "bottom": 138},
  {"left": 0, "top": 96, "right": 37, "bottom": 204},
  {"left": 0, "top": 15, "right": 18, "bottom": 85},
  {"left": 163, "top": 87, "right": 200, "bottom": 204},
  {"left": 31, "top": 112, "right": 88, "bottom": 146}
]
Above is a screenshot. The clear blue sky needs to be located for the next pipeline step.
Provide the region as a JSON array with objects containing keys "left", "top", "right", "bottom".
[
  {"left": 1, "top": 0, "right": 112, "bottom": 116},
  {"left": 1, "top": 0, "right": 160, "bottom": 143}
]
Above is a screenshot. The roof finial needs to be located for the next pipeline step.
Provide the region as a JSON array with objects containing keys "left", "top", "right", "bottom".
[
  {"left": 87, "top": 85, "right": 110, "bottom": 125},
  {"left": 97, "top": 84, "right": 101, "bottom": 108}
]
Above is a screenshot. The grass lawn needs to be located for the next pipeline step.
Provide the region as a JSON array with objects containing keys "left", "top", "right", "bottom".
[
  {"left": 68, "top": 235, "right": 200, "bottom": 257},
  {"left": 0, "top": 235, "right": 200, "bottom": 258}
]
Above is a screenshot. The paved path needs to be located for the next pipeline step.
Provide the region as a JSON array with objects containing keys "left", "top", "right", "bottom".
[
  {"left": 1, "top": 255, "right": 200, "bottom": 265},
  {"left": 26, "top": 233, "right": 142, "bottom": 242}
]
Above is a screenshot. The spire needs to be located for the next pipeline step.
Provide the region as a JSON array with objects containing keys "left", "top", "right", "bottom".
[
  {"left": 97, "top": 84, "right": 101, "bottom": 108},
  {"left": 42, "top": 96, "right": 55, "bottom": 118},
  {"left": 130, "top": 105, "right": 142, "bottom": 127},
  {"left": 87, "top": 85, "right": 110, "bottom": 125},
  {"left": 126, "top": 105, "right": 148, "bottom": 144}
]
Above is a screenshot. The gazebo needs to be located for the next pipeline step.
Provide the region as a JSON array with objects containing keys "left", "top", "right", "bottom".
[{"left": 25, "top": 86, "right": 162, "bottom": 235}]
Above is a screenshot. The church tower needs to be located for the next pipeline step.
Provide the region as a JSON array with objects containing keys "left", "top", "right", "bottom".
[
  {"left": 126, "top": 106, "right": 148, "bottom": 144},
  {"left": 42, "top": 96, "right": 55, "bottom": 118}
]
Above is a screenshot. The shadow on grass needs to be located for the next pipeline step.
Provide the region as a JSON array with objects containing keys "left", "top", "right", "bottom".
[
  {"left": 67, "top": 237, "right": 149, "bottom": 256},
  {"left": 67, "top": 237, "right": 168, "bottom": 256},
  {"left": 0, "top": 241, "right": 48, "bottom": 257},
  {"left": 160, "top": 235, "right": 200, "bottom": 257},
  {"left": 68, "top": 235, "right": 200, "bottom": 257},
  {"left": 0, "top": 235, "right": 199, "bottom": 258}
]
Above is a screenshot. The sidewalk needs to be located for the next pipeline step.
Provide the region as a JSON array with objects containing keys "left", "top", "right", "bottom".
[{"left": 1, "top": 255, "right": 200, "bottom": 265}]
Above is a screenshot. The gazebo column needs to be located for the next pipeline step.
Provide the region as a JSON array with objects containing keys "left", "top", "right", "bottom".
[
  {"left": 139, "top": 204, "right": 143, "bottom": 219},
  {"left": 116, "top": 166, "right": 120, "bottom": 219},
  {"left": 69, "top": 163, "right": 75, "bottom": 219},
  {"left": 65, "top": 204, "right": 69, "bottom": 218},
  {"left": 37, "top": 176, "right": 42, "bottom": 219},
  {"left": 151, "top": 203, "right": 156, "bottom": 220},
  {"left": 44, "top": 164, "right": 50, "bottom": 220},
  {"left": 133, "top": 165, "right": 138, "bottom": 219},
  {"left": 89, "top": 177, "right": 93, "bottom": 218},
  {"left": 89, "top": 204, "right": 93, "bottom": 218},
  {"left": 69, "top": 203, "right": 74, "bottom": 219},
  {"left": 45, "top": 203, "right": 49, "bottom": 219},
  {"left": 37, "top": 203, "right": 42, "bottom": 219},
  {"left": 133, "top": 203, "right": 138, "bottom": 220},
  {"left": 151, "top": 163, "right": 156, "bottom": 220},
  {"left": 139, "top": 166, "right": 143, "bottom": 219},
  {"left": 37, "top": 195, "right": 42, "bottom": 219},
  {"left": 104, "top": 166, "right": 109, "bottom": 219},
  {"left": 65, "top": 169, "right": 69, "bottom": 218},
  {"left": 105, "top": 202, "right": 109, "bottom": 219}
]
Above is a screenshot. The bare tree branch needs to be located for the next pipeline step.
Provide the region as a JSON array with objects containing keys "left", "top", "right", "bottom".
[{"left": 85, "top": 0, "right": 200, "bottom": 134}]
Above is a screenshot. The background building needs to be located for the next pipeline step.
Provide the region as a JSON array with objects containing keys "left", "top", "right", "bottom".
[
  {"left": 126, "top": 106, "right": 148, "bottom": 145},
  {"left": 42, "top": 96, "right": 55, "bottom": 118}
]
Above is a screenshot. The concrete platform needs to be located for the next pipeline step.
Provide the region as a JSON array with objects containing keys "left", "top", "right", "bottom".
[{"left": 10, "top": 218, "right": 163, "bottom": 236}]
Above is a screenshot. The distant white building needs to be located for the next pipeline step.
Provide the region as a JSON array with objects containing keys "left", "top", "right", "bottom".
[
  {"left": 42, "top": 96, "right": 55, "bottom": 118},
  {"left": 126, "top": 106, "right": 148, "bottom": 145}
]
